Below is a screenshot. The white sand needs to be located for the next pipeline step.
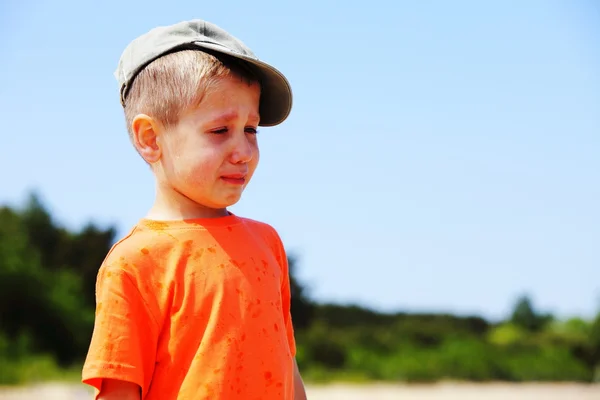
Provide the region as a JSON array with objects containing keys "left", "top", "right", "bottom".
[
  {"left": 0, "top": 382, "right": 599, "bottom": 400},
  {"left": 307, "top": 382, "right": 600, "bottom": 399}
]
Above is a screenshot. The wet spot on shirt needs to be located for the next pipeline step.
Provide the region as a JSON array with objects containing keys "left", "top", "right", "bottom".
[
  {"left": 241, "top": 334, "right": 246, "bottom": 342},
  {"left": 227, "top": 226, "right": 233, "bottom": 232},
  {"left": 264, "top": 371, "right": 273, "bottom": 386},
  {"left": 274, "top": 323, "right": 279, "bottom": 332},
  {"left": 193, "top": 248, "right": 204, "bottom": 260},
  {"left": 207, "top": 247, "right": 216, "bottom": 254},
  {"left": 140, "top": 248, "right": 149, "bottom": 255}
]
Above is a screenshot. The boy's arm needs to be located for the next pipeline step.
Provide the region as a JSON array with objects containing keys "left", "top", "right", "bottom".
[
  {"left": 293, "top": 358, "right": 307, "bottom": 400},
  {"left": 97, "top": 379, "right": 141, "bottom": 400}
]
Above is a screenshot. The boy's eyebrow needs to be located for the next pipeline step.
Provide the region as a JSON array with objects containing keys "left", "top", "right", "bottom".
[{"left": 209, "top": 110, "right": 260, "bottom": 125}]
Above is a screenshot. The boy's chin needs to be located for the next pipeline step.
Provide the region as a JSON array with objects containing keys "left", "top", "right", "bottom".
[
  {"left": 202, "top": 194, "right": 243, "bottom": 210},
  {"left": 218, "top": 196, "right": 243, "bottom": 209}
]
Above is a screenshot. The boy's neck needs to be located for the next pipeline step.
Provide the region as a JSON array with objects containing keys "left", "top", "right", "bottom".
[{"left": 147, "top": 184, "right": 229, "bottom": 221}]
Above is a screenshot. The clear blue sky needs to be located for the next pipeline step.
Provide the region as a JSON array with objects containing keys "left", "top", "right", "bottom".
[{"left": 1, "top": 0, "right": 598, "bottom": 321}]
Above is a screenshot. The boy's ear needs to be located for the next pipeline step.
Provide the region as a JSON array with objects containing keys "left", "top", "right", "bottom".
[{"left": 132, "top": 114, "right": 162, "bottom": 164}]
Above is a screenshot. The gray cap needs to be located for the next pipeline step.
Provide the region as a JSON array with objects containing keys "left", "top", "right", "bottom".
[{"left": 115, "top": 19, "right": 292, "bottom": 127}]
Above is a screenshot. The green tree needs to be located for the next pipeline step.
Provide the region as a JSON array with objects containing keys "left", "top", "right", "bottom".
[
  {"left": 0, "top": 194, "right": 114, "bottom": 366},
  {"left": 510, "top": 294, "right": 552, "bottom": 332},
  {"left": 19, "top": 192, "right": 116, "bottom": 308}
]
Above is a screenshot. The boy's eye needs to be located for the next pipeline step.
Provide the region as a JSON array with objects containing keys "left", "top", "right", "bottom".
[{"left": 210, "top": 127, "right": 258, "bottom": 135}]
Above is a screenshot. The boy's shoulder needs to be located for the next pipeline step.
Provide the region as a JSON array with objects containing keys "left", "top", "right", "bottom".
[
  {"left": 237, "top": 215, "right": 286, "bottom": 249},
  {"left": 237, "top": 215, "right": 280, "bottom": 235},
  {"left": 98, "top": 223, "right": 160, "bottom": 274},
  {"left": 236, "top": 216, "right": 288, "bottom": 265}
]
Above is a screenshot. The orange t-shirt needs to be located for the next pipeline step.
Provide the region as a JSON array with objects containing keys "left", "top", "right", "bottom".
[{"left": 82, "top": 214, "right": 296, "bottom": 399}]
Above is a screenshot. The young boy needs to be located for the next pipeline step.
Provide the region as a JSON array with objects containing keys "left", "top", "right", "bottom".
[{"left": 81, "top": 19, "right": 307, "bottom": 400}]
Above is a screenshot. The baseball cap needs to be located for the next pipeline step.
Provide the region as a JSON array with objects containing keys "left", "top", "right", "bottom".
[{"left": 115, "top": 19, "right": 292, "bottom": 127}]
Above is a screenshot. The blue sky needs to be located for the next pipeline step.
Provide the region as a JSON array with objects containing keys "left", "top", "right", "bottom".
[{"left": 1, "top": 0, "right": 598, "bottom": 321}]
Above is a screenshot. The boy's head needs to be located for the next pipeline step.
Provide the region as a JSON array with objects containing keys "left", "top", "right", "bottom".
[{"left": 114, "top": 20, "right": 292, "bottom": 212}]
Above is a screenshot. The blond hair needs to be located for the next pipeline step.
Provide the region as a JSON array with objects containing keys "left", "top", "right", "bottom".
[{"left": 123, "top": 49, "right": 259, "bottom": 140}]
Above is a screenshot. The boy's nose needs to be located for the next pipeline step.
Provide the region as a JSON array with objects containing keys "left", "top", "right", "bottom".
[{"left": 230, "top": 136, "right": 254, "bottom": 164}]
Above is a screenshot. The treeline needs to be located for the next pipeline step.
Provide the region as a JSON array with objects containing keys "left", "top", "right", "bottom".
[
  {"left": 293, "top": 299, "right": 600, "bottom": 383},
  {"left": 0, "top": 193, "right": 599, "bottom": 384}
]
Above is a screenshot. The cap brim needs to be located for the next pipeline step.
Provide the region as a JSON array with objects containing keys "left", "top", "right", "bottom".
[{"left": 190, "top": 42, "right": 292, "bottom": 127}]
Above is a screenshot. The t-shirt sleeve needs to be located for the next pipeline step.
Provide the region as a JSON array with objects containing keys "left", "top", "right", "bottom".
[
  {"left": 268, "top": 227, "right": 297, "bottom": 357},
  {"left": 82, "top": 264, "right": 159, "bottom": 398}
]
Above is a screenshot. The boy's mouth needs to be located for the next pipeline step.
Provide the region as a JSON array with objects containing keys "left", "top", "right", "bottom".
[{"left": 221, "top": 173, "right": 246, "bottom": 185}]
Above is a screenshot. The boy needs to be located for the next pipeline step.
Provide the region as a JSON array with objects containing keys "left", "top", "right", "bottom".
[{"left": 81, "top": 19, "right": 307, "bottom": 400}]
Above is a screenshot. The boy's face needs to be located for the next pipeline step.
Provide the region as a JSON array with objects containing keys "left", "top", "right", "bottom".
[{"left": 140, "top": 75, "right": 261, "bottom": 213}]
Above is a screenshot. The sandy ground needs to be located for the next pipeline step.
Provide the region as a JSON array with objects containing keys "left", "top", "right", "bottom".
[{"left": 0, "top": 382, "right": 599, "bottom": 400}]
